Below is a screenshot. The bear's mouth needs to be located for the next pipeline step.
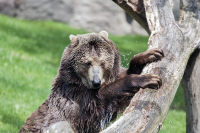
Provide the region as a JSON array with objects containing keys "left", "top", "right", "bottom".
[
  {"left": 87, "top": 80, "right": 101, "bottom": 89},
  {"left": 90, "top": 86, "right": 101, "bottom": 90}
]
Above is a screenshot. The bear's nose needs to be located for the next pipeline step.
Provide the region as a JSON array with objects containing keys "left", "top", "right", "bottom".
[{"left": 92, "top": 79, "right": 101, "bottom": 88}]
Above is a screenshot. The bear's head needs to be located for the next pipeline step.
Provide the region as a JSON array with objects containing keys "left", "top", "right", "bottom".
[{"left": 57, "top": 31, "right": 120, "bottom": 89}]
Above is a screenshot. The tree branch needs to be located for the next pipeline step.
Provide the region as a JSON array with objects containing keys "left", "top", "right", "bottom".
[
  {"left": 112, "top": 0, "right": 150, "bottom": 34},
  {"left": 180, "top": 0, "right": 200, "bottom": 20},
  {"left": 179, "top": 0, "right": 200, "bottom": 48}
]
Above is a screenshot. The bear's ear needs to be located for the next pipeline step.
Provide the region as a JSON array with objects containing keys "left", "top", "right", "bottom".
[
  {"left": 69, "top": 35, "right": 78, "bottom": 42},
  {"left": 99, "top": 31, "right": 108, "bottom": 39},
  {"left": 69, "top": 35, "right": 79, "bottom": 47}
]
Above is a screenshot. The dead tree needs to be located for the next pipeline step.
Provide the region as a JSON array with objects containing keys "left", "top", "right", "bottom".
[{"left": 101, "top": 0, "right": 200, "bottom": 133}]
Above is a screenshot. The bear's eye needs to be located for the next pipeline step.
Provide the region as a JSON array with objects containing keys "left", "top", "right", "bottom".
[
  {"left": 85, "top": 62, "right": 91, "bottom": 67},
  {"left": 101, "top": 62, "right": 105, "bottom": 67}
]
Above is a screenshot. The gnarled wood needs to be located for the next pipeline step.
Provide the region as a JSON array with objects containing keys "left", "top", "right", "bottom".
[{"left": 102, "top": 0, "right": 200, "bottom": 132}]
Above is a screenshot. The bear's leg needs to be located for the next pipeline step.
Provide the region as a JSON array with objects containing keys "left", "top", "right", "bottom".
[
  {"left": 97, "top": 73, "right": 162, "bottom": 117},
  {"left": 98, "top": 73, "right": 162, "bottom": 102},
  {"left": 127, "top": 48, "right": 164, "bottom": 74}
]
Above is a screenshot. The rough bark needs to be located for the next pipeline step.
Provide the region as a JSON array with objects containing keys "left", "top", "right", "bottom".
[
  {"left": 181, "top": 48, "right": 200, "bottom": 133},
  {"left": 102, "top": 0, "right": 200, "bottom": 132}
]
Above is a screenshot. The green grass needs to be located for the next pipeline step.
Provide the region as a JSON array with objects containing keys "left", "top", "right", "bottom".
[
  {"left": 0, "top": 14, "right": 185, "bottom": 133},
  {"left": 160, "top": 110, "right": 186, "bottom": 133}
]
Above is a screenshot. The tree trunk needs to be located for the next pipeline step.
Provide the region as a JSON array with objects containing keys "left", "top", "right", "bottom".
[
  {"left": 101, "top": 0, "right": 200, "bottom": 132},
  {"left": 181, "top": 48, "right": 200, "bottom": 133}
]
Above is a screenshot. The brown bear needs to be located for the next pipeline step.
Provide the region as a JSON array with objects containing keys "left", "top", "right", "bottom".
[{"left": 19, "top": 31, "right": 164, "bottom": 133}]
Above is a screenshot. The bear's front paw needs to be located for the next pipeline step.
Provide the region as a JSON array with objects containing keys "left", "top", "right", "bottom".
[
  {"left": 144, "top": 48, "right": 164, "bottom": 63},
  {"left": 140, "top": 74, "right": 162, "bottom": 89},
  {"left": 128, "top": 74, "right": 162, "bottom": 89}
]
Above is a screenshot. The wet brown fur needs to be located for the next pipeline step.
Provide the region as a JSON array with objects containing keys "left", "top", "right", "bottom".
[{"left": 19, "top": 32, "right": 164, "bottom": 133}]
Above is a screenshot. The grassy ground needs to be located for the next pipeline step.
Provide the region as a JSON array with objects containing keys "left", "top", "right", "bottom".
[{"left": 0, "top": 14, "right": 186, "bottom": 133}]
